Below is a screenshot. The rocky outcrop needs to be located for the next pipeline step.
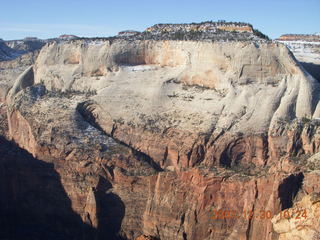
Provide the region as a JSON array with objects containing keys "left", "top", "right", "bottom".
[
  {"left": 276, "top": 34, "right": 320, "bottom": 81},
  {"left": 6, "top": 66, "right": 34, "bottom": 104},
  {"left": 0, "top": 37, "right": 45, "bottom": 63},
  {"left": 0, "top": 36, "right": 77, "bottom": 102},
  {"left": 34, "top": 38, "right": 320, "bottom": 171},
  {"left": 95, "top": 21, "right": 266, "bottom": 42},
  {"left": 2, "top": 22, "right": 320, "bottom": 240},
  {"left": 146, "top": 22, "right": 254, "bottom": 33},
  {"left": 0, "top": 46, "right": 40, "bottom": 103},
  {"left": 143, "top": 21, "right": 258, "bottom": 41},
  {"left": 59, "top": 35, "right": 80, "bottom": 40},
  {"left": 3, "top": 84, "right": 320, "bottom": 240},
  {"left": 118, "top": 31, "right": 141, "bottom": 37},
  {"left": 5, "top": 85, "right": 158, "bottom": 238},
  {"left": 3, "top": 86, "right": 320, "bottom": 239},
  {"left": 272, "top": 193, "right": 320, "bottom": 240},
  {"left": 0, "top": 40, "right": 20, "bottom": 61},
  {"left": 5, "top": 37, "right": 46, "bottom": 53},
  {"left": 277, "top": 34, "right": 320, "bottom": 42},
  {"left": 0, "top": 135, "right": 95, "bottom": 240}
]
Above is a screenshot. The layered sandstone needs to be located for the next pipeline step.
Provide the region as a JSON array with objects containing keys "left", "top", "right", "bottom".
[
  {"left": 0, "top": 48, "right": 40, "bottom": 103},
  {"left": 277, "top": 34, "right": 320, "bottom": 42},
  {"left": 3, "top": 86, "right": 320, "bottom": 239},
  {"left": 146, "top": 22, "right": 254, "bottom": 34},
  {"left": 33, "top": 39, "right": 320, "bottom": 171},
  {"left": 1, "top": 22, "right": 320, "bottom": 240}
]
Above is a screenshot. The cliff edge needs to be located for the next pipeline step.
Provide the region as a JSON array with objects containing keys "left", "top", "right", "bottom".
[{"left": 1, "top": 21, "right": 320, "bottom": 240}]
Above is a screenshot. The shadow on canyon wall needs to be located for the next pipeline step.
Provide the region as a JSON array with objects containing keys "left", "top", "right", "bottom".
[
  {"left": 300, "top": 62, "right": 320, "bottom": 82},
  {"left": 278, "top": 172, "right": 304, "bottom": 210},
  {"left": 96, "top": 177, "right": 126, "bottom": 240},
  {"left": 0, "top": 136, "right": 95, "bottom": 239},
  {"left": 0, "top": 136, "right": 126, "bottom": 240}
]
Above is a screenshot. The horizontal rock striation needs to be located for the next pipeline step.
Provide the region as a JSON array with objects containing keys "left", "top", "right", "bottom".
[
  {"left": 3, "top": 86, "right": 320, "bottom": 239},
  {"left": 1, "top": 22, "right": 320, "bottom": 240},
  {"left": 33, "top": 39, "right": 320, "bottom": 171},
  {"left": 277, "top": 34, "right": 320, "bottom": 42}
]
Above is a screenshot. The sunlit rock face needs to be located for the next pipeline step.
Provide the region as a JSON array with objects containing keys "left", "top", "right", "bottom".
[
  {"left": 276, "top": 34, "right": 320, "bottom": 81},
  {"left": 1, "top": 22, "right": 320, "bottom": 240},
  {"left": 272, "top": 193, "right": 320, "bottom": 240},
  {"left": 33, "top": 38, "right": 320, "bottom": 170}
]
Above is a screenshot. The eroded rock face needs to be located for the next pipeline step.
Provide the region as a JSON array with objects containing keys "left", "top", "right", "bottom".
[
  {"left": 33, "top": 39, "right": 320, "bottom": 171},
  {"left": 2, "top": 23, "right": 320, "bottom": 240},
  {"left": 5, "top": 38, "right": 46, "bottom": 53},
  {"left": 272, "top": 193, "right": 320, "bottom": 240},
  {"left": 276, "top": 34, "right": 320, "bottom": 82},
  {"left": 3, "top": 82, "right": 320, "bottom": 240},
  {"left": 145, "top": 22, "right": 254, "bottom": 34},
  {"left": 0, "top": 41, "right": 19, "bottom": 61},
  {"left": 0, "top": 50, "right": 39, "bottom": 103},
  {"left": 0, "top": 135, "right": 95, "bottom": 240}
]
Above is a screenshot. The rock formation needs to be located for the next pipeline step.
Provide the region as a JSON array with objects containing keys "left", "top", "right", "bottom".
[
  {"left": 0, "top": 135, "right": 95, "bottom": 239},
  {"left": 0, "top": 21, "right": 319, "bottom": 240},
  {"left": 272, "top": 193, "right": 320, "bottom": 240},
  {"left": 276, "top": 34, "right": 320, "bottom": 81},
  {"left": 120, "top": 21, "right": 267, "bottom": 42},
  {"left": 59, "top": 35, "right": 80, "bottom": 40},
  {"left": 0, "top": 40, "right": 20, "bottom": 61},
  {"left": 0, "top": 47, "right": 40, "bottom": 102},
  {"left": 5, "top": 37, "right": 46, "bottom": 53}
]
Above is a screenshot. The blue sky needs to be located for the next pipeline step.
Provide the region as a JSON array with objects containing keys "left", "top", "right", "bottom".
[{"left": 1, "top": 0, "right": 319, "bottom": 40}]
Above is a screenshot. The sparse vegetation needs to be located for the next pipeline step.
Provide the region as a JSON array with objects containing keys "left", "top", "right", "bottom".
[
  {"left": 290, "top": 154, "right": 311, "bottom": 165},
  {"left": 48, "top": 87, "right": 97, "bottom": 98},
  {"left": 253, "top": 29, "right": 269, "bottom": 40},
  {"left": 301, "top": 116, "right": 311, "bottom": 125},
  {"left": 167, "top": 91, "right": 179, "bottom": 98},
  {"left": 114, "top": 117, "right": 125, "bottom": 125},
  {"left": 236, "top": 131, "right": 244, "bottom": 137}
]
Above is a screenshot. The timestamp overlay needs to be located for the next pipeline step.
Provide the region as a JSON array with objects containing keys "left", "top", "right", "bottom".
[{"left": 212, "top": 209, "right": 308, "bottom": 220}]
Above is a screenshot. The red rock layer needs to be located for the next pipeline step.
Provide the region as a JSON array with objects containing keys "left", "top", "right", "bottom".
[
  {"left": 277, "top": 34, "right": 320, "bottom": 42},
  {"left": 3, "top": 87, "right": 320, "bottom": 240}
]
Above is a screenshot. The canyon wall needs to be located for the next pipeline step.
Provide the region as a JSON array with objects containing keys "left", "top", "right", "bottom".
[
  {"left": 34, "top": 39, "right": 320, "bottom": 171},
  {"left": 1, "top": 29, "right": 320, "bottom": 240},
  {"left": 276, "top": 34, "right": 320, "bottom": 81}
]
